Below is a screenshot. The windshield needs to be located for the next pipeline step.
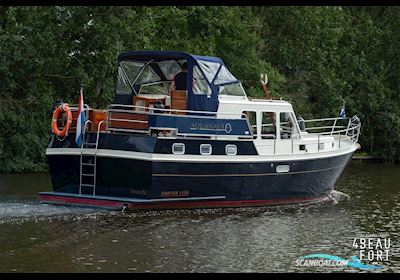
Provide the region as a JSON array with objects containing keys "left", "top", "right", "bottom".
[
  {"left": 214, "top": 65, "right": 237, "bottom": 85},
  {"left": 116, "top": 60, "right": 144, "bottom": 94},
  {"left": 116, "top": 60, "right": 184, "bottom": 95},
  {"left": 219, "top": 82, "right": 246, "bottom": 97},
  {"left": 139, "top": 81, "right": 171, "bottom": 96}
]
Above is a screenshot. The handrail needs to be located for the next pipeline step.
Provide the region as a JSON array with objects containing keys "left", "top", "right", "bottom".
[
  {"left": 330, "top": 118, "right": 338, "bottom": 135},
  {"left": 65, "top": 104, "right": 91, "bottom": 112},
  {"left": 66, "top": 104, "right": 91, "bottom": 130},
  {"left": 80, "top": 120, "right": 93, "bottom": 148},
  {"left": 105, "top": 104, "right": 254, "bottom": 139},
  {"left": 288, "top": 116, "right": 360, "bottom": 155},
  {"left": 304, "top": 126, "right": 358, "bottom": 136},
  {"left": 91, "top": 120, "right": 104, "bottom": 196},
  {"left": 305, "top": 126, "right": 346, "bottom": 131},
  {"left": 95, "top": 120, "right": 104, "bottom": 151},
  {"left": 303, "top": 117, "right": 349, "bottom": 123},
  {"left": 71, "top": 104, "right": 361, "bottom": 156},
  {"left": 292, "top": 123, "right": 361, "bottom": 139},
  {"left": 107, "top": 103, "right": 241, "bottom": 118}
]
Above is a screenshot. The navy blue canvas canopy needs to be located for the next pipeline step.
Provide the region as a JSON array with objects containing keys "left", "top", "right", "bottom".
[
  {"left": 116, "top": 51, "right": 240, "bottom": 113},
  {"left": 118, "top": 51, "right": 224, "bottom": 64}
]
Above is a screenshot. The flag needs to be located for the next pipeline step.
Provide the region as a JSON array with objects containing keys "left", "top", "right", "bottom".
[
  {"left": 339, "top": 101, "right": 346, "bottom": 118},
  {"left": 75, "top": 87, "right": 86, "bottom": 146}
]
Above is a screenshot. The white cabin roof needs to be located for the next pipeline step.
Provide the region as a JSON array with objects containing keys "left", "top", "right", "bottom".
[{"left": 217, "top": 95, "right": 294, "bottom": 116}]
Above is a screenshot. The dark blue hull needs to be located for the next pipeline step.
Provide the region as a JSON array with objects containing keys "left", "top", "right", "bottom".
[
  {"left": 151, "top": 154, "right": 351, "bottom": 200},
  {"left": 43, "top": 132, "right": 355, "bottom": 209},
  {"left": 46, "top": 152, "right": 352, "bottom": 202}
]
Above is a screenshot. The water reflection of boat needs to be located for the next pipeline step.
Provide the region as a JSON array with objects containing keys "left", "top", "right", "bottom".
[{"left": 39, "top": 51, "right": 361, "bottom": 210}]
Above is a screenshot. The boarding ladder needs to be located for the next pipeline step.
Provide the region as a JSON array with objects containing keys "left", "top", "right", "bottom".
[{"left": 79, "top": 120, "right": 103, "bottom": 195}]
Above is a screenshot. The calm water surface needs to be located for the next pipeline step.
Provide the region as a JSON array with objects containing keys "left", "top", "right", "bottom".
[{"left": 0, "top": 161, "right": 399, "bottom": 273}]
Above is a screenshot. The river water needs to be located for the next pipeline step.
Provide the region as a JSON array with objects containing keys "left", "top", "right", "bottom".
[{"left": 0, "top": 161, "right": 399, "bottom": 273}]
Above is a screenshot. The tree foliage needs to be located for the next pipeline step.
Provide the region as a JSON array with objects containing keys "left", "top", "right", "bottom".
[{"left": 0, "top": 6, "right": 399, "bottom": 172}]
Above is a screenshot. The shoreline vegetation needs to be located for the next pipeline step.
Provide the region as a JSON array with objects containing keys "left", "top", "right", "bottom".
[{"left": 1, "top": 7, "right": 399, "bottom": 173}]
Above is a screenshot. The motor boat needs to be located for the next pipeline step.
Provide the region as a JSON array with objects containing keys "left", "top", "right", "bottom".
[{"left": 39, "top": 51, "right": 361, "bottom": 210}]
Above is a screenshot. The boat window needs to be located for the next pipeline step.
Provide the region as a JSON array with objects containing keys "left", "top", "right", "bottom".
[
  {"left": 242, "top": 111, "right": 257, "bottom": 138},
  {"left": 261, "top": 112, "right": 276, "bottom": 139},
  {"left": 214, "top": 65, "right": 237, "bottom": 85},
  {"left": 116, "top": 67, "right": 132, "bottom": 94},
  {"left": 225, "top": 145, "right": 237, "bottom": 156},
  {"left": 172, "top": 143, "right": 185, "bottom": 155},
  {"left": 116, "top": 61, "right": 144, "bottom": 95},
  {"left": 219, "top": 82, "right": 246, "bottom": 97},
  {"left": 198, "top": 60, "right": 221, "bottom": 83},
  {"left": 200, "top": 144, "right": 212, "bottom": 155},
  {"left": 158, "top": 60, "right": 182, "bottom": 80},
  {"left": 193, "top": 65, "right": 212, "bottom": 96},
  {"left": 280, "top": 112, "right": 298, "bottom": 139},
  {"left": 135, "top": 64, "right": 162, "bottom": 85},
  {"left": 139, "top": 81, "right": 170, "bottom": 96},
  {"left": 276, "top": 165, "right": 290, "bottom": 173}
]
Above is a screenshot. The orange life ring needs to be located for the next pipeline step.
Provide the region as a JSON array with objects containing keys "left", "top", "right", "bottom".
[{"left": 52, "top": 103, "right": 72, "bottom": 137}]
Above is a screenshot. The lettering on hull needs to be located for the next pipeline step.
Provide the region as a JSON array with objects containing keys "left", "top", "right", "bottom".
[
  {"left": 190, "top": 123, "right": 232, "bottom": 133},
  {"left": 129, "top": 189, "right": 146, "bottom": 195},
  {"left": 160, "top": 191, "right": 190, "bottom": 197}
]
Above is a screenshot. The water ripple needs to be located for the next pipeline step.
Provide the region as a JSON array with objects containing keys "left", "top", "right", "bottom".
[{"left": 0, "top": 162, "right": 400, "bottom": 272}]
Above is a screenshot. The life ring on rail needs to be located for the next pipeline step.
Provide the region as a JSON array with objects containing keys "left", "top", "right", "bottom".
[{"left": 52, "top": 103, "right": 73, "bottom": 137}]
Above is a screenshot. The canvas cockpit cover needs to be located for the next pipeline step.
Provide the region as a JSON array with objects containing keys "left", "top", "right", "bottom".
[{"left": 115, "top": 51, "right": 242, "bottom": 112}]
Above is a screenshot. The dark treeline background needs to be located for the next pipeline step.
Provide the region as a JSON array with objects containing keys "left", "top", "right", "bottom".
[{"left": 0, "top": 6, "right": 399, "bottom": 172}]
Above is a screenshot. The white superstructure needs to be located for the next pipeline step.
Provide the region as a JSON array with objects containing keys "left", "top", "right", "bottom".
[{"left": 217, "top": 94, "right": 359, "bottom": 157}]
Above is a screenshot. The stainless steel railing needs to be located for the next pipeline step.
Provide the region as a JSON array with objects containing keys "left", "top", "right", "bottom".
[
  {"left": 105, "top": 104, "right": 254, "bottom": 139},
  {"left": 292, "top": 116, "right": 361, "bottom": 153},
  {"left": 67, "top": 103, "right": 361, "bottom": 155},
  {"left": 255, "top": 117, "right": 360, "bottom": 155},
  {"left": 300, "top": 116, "right": 361, "bottom": 142}
]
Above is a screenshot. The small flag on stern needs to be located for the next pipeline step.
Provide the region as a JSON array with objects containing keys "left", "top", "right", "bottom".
[
  {"left": 339, "top": 101, "right": 346, "bottom": 118},
  {"left": 75, "top": 86, "right": 87, "bottom": 146}
]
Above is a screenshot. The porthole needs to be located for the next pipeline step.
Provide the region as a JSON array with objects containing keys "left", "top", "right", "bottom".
[
  {"left": 276, "top": 165, "right": 290, "bottom": 173},
  {"left": 225, "top": 144, "right": 237, "bottom": 156},
  {"left": 172, "top": 143, "right": 185, "bottom": 155},
  {"left": 200, "top": 144, "right": 212, "bottom": 155}
]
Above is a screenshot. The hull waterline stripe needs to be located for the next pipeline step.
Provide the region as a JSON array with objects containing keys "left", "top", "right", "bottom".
[
  {"left": 38, "top": 194, "right": 329, "bottom": 210},
  {"left": 127, "top": 196, "right": 329, "bottom": 209},
  {"left": 38, "top": 192, "right": 226, "bottom": 203},
  {"left": 152, "top": 163, "right": 347, "bottom": 177}
]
